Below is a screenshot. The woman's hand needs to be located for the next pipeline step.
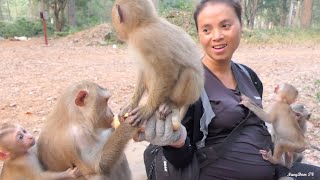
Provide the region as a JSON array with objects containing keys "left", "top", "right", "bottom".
[{"left": 131, "top": 107, "right": 187, "bottom": 147}]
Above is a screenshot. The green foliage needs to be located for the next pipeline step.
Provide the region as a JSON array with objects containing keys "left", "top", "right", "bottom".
[
  {"left": 242, "top": 27, "right": 320, "bottom": 44},
  {"left": 313, "top": 0, "right": 320, "bottom": 27},
  {"left": 0, "top": 18, "right": 54, "bottom": 38},
  {"left": 159, "top": 8, "right": 197, "bottom": 38},
  {"left": 159, "top": 0, "right": 194, "bottom": 11}
]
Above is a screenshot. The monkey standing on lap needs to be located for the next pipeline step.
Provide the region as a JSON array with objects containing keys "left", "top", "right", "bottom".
[
  {"left": 240, "top": 83, "right": 307, "bottom": 168},
  {"left": 112, "top": 0, "right": 204, "bottom": 130},
  {"left": 37, "top": 81, "right": 135, "bottom": 180},
  {"left": 0, "top": 123, "right": 80, "bottom": 180}
]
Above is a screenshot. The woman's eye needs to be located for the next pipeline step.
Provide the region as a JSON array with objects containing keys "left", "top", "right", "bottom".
[
  {"left": 202, "top": 28, "right": 210, "bottom": 34},
  {"left": 223, "top": 24, "right": 231, "bottom": 28}
]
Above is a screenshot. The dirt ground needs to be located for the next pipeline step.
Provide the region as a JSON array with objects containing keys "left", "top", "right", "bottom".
[{"left": 0, "top": 27, "right": 320, "bottom": 179}]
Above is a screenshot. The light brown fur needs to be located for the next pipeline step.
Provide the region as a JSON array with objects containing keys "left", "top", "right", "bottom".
[
  {"left": 241, "top": 83, "right": 306, "bottom": 168},
  {"left": 37, "top": 81, "right": 135, "bottom": 180},
  {"left": 0, "top": 123, "right": 80, "bottom": 180},
  {"left": 112, "top": 0, "right": 204, "bottom": 129}
]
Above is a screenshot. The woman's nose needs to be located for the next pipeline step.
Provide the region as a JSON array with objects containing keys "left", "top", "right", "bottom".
[{"left": 212, "top": 29, "right": 224, "bottom": 41}]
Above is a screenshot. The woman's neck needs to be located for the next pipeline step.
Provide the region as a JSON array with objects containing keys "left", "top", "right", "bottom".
[
  {"left": 202, "top": 55, "right": 237, "bottom": 89},
  {"left": 202, "top": 54, "right": 232, "bottom": 75}
]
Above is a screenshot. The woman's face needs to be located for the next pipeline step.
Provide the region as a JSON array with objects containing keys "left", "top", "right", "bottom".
[{"left": 197, "top": 2, "right": 242, "bottom": 63}]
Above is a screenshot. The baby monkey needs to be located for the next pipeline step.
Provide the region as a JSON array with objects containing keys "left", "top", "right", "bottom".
[
  {"left": 240, "top": 83, "right": 306, "bottom": 168},
  {"left": 0, "top": 123, "right": 81, "bottom": 180}
]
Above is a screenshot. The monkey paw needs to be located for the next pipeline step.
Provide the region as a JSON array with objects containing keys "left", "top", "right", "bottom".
[
  {"left": 157, "top": 103, "right": 172, "bottom": 120},
  {"left": 259, "top": 149, "right": 274, "bottom": 163},
  {"left": 119, "top": 103, "right": 135, "bottom": 117}
]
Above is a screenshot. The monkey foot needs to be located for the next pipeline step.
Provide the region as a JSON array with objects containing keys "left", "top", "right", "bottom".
[{"left": 172, "top": 122, "right": 181, "bottom": 131}]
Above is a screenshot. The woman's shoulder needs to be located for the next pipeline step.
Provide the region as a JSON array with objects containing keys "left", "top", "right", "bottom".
[{"left": 235, "top": 63, "right": 264, "bottom": 97}]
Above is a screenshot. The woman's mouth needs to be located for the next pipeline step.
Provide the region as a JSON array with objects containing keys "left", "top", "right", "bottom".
[{"left": 212, "top": 44, "right": 227, "bottom": 53}]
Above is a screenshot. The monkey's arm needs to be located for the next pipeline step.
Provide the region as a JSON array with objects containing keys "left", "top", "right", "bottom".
[
  {"left": 240, "top": 95, "right": 275, "bottom": 123},
  {"left": 98, "top": 123, "right": 136, "bottom": 174},
  {"left": 38, "top": 170, "right": 79, "bottom": 180},
  {"left": 120, "top": 71, "right": 146, "bottom": 116}
]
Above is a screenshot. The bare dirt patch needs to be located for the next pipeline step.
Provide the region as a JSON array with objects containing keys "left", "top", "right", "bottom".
[{"left": 0, "top": 35, "right": 319, "bottom": 179}]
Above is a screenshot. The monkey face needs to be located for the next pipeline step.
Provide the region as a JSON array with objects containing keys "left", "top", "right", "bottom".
[
  {"left": 197, "top": 3, "right": 241, "bottom": 63},
  {"left": 74, "top": 83, "right": 114, "bottom": 129},
  {"left": 3, "top": 126, "right": 35, "bottom": 154},
  {"left": 96, "top": 87, "right": 114, "bottom": 128}
]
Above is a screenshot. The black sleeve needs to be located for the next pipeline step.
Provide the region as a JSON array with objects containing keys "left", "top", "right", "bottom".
[
  {"left": 162, "top": 104, "right": 196, "bottom": 168},
  {"left": 240, "top": 64, "right": 264, "bottom": 98}
]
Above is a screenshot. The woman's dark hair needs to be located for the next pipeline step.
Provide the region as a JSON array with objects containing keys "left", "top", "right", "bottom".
[{"left": 193, "top": 0, "right": 242, "bottom": 31}]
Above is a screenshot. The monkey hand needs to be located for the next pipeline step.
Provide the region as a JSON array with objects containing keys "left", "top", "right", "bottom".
[
  {"left": 240, "top": 95, "right": 257, "bottom": 110},
  {"left": 125, "top": 105, "right": 154, "bottom": 127},
  {"left": 132, "top": 109, "right": 186, "bottom": 147},
  {"left": 259, "top": 149, "right": 278, "bottom": 164},
  {"left": 64, "top": 167, "right": 82, "bottom": 178},
  {"left": 119, "top": 103, "right": 135, "bottom": 117}
]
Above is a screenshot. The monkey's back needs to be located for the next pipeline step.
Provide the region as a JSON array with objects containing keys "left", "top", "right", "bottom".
[
  {"left": 272, "top": 103, "right": 304, "bottom": 141},
  {"left": 130, "top": 19, "right": 203, "bottom": 74}
]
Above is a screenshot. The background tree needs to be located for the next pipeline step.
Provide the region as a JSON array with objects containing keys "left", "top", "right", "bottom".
[
  {"left": 51, "top": 0, "right": 67, "bottom": 32},
  {"left": 301, "top": 0, "right": 314, "bottom": 28},
  {"left": 67, "top": 0, "right": 76, "bottom": 27}
]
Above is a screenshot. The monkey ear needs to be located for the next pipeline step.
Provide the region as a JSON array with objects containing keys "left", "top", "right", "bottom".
[
  {"left": 75, "top": 90, "right": 88, "bottom": 107},
  {"left": 0, "top": 151, "right": 10, "bottom": 161},
  {"left": 306, "top": 113, "right": 312, "bottom": 120},
  {"left": 116, "top": 4, "right": 124, "bottom": 23}
]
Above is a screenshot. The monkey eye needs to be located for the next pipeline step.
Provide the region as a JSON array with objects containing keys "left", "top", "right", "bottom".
[
  {"left": 17, "top": 134, "right": 24, "bottom": 141},
  {"left": 22, "top": 129, "right": 27, "bottom": 134}
]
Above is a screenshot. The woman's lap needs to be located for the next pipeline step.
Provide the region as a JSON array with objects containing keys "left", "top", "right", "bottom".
[{"left": 199, "top": 157, "right": 275, "bottom": 180}]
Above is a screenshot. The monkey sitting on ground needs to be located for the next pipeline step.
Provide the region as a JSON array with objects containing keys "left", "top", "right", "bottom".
[
  {"left": 240, "top": 83, "right": 307, "bottom": 168},
  {"left": 0, "top": 123, "right": 80, "bottom": 180},
  {"left": 37, "top": 81, "right": 135, "bottom": 180},
  {"left": 112, "top": 0, "right": 204, "bottom": 130}
]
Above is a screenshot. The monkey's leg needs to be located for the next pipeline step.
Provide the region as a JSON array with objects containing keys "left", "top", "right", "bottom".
[
  {"left": 171, "top": 68, "right": 202, "bottom": 106},
  {"left": 170, "top": 68, "right": 202, "bottom": 131},
  {"left": 284, "top": 152, "right": 294, "bottom": 168},
  {"left": 267, "top": 139, "right": 305, "bottom": 168},
  {"left": 131, "top": 77, "right": 173, "bottom": 127},
  {"left": 171, "top": 105, "right": 189, "bottom": 131}
]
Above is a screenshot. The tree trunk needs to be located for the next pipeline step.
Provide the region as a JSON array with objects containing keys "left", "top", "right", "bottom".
[
  {"left": 6, "top": 0, "right": 11, "bottom": 21},
  {"left": 249, "top": 0, "right": 259, "bottom": 29},
  {"left": 67, "top": 0, "right": 76, "bottom": 27},
  {"left": 294, "top": 0, "right": 301, "bottom": 27},
  {"left": 0, "top": 0, "right": 3, "bottom": 20},
  {"left": 52, "top": 0, "right": 67, "bottom": 32},
  {"left": 240, "top": 0, "right": 245, "bottom": 25},
  {"left": 288, "top": 0, "right": 295, "bottom": 26},
  {"left": 280, "top": 0, "right": 288, "bottom": 26},
  {"left": 301, "top": 0, "right": 313, "bottom": 28}
]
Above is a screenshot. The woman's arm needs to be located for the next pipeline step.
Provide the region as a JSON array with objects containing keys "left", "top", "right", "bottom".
[{"left": 162, "top": 104, "right": 196, "bottom": 168}]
